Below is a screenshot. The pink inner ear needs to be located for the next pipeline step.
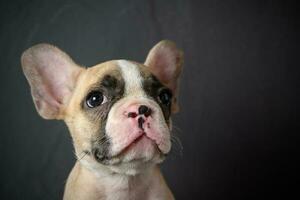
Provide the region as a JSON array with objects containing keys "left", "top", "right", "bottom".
[
  {"left": 21, "top": 44, "right": 82, "bottom": 119},
  {"left": 145, "top": 41, "right": 183, "bottom": 93},
  {"left": 38, "top": 57, "right": 75, "bottom": 104}
]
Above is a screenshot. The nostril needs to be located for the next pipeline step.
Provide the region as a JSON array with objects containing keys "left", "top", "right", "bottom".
[
  {"left": 144, "top": 108, "right": 152, "bottom": 117},
  {"left": 128, "top": 112, "right": 138, "bottom": 118},
  {"left": 138, "top": 105, "right": 151, "bottom": 116},
  {"left": 138, "top": 105, "right": 148, "bottom": 114}
]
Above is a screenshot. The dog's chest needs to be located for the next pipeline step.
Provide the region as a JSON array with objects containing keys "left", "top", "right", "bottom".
[
  {"left": 102, "top": 176, "right": 151, "bottom": 200},
  {"left": 105, "top": 189, "right": 146, "bottom": 200},
  {"left": 102, "top": 182, "right": 168, "bottom": 200}
]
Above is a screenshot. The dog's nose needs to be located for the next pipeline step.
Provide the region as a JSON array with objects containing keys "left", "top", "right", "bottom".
[
  {"left": 138, "top": 105, "right": 152, "bottom": 117},
  {"left": 127, "top": 105, "right": 152, "bottom": 118},
  {"left": 125, "top": 104, "right": 153, "bottom": 131}
]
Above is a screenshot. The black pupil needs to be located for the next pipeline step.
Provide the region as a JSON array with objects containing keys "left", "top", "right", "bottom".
[
  {"left": 86, "top": 91, "right": 103, "bottom": 108},
  {"left": 159, "top": 89, "right": 172, "bottom": 104}
]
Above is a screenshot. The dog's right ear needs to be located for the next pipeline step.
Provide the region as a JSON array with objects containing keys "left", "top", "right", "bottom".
[{"left": 21, "top": 44, "right": 84, "bottom": 120}]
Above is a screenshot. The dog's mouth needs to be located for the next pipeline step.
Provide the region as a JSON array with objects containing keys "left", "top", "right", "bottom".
[
  {"left": 115, "top": 133, "right": 164, "bottom": 157},
  {"left": 91, "top": 132, "right": 166, "bottom": 165},
  {"left": 117, "top": 133, "right": 148, "bottom": 154}
]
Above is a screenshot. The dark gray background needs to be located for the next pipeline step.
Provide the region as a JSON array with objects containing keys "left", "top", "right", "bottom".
[{"left": 0, "top": 0, "right": 298, "bottom": 199}]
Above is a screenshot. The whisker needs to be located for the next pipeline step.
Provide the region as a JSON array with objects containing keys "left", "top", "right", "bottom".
[
  {"left": 76, "top": 150, "right": 89, "bottom": 161},
  {"left": 167, "top": 124, "right": 183, "bottom": 159},
  {"left": 95, "top": 134, "right": 111, "bottom": 146},
  {"left": 94, "top": 108, "right": 108, "bottom": 122},
  {"left": 170, "top": 135, "right": 183, "bottom": 156},
  {"left": 172, "top": 125, "right": 183, "bottom": 134}
]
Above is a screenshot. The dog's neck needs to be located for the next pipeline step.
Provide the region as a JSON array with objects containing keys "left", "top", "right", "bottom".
[
  {"left": 66, "top": 161, "right": 169, "bottom": 200},
  {"left": 80, "top": 158, "right": 155, "bottom": 186}
]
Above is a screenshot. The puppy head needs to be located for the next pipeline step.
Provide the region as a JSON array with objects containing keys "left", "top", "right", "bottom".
[{"left": 21, "top": 41, "right": 183, "bottom": 175}]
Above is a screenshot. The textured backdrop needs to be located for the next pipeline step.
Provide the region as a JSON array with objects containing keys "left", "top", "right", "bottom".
[{"left": 0, "top": 0, "right": 298, "bottom": 199}]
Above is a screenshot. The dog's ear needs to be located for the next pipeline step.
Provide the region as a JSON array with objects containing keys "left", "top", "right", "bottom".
[
  {"left": 21, "top": 44, "right": 84, "bottom": 119},
  {"left": 145, "top": 40, "right": 183, "bottom": 113}
]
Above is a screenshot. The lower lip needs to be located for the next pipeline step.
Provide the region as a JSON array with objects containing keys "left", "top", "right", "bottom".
[
  {"left": 119, "top": 134, "right": 150, "bottom": 154},
  {"left": 131, "top": 134, "right": 146, "bottom": 144}
]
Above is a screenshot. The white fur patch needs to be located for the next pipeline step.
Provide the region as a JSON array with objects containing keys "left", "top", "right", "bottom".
[
  {"left": 117, "top": 60, "right": 145, "bottom": 96},
  {"left": 103, "top": 60, "right": 171, "bottom": 169}
]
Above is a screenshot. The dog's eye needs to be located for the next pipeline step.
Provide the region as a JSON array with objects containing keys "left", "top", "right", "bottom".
[
  {"left": 158, "top": 89, "right": 172, "bottom": 105},
  {"left": 86, "top": 91, "right": 106, "bottom": 108}
]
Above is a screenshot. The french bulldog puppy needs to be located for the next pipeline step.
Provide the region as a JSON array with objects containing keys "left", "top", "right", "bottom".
[{"left": 21, "top": 40, "right": 183, "bottom": 200}]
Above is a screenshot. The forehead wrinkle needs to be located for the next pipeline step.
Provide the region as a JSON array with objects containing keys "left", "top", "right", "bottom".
[{"left": 117, "top": 60, "right": 145, "bottom": 96}]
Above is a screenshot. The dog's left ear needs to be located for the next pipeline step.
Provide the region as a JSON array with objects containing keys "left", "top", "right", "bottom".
[{"left": 145, "top": 40, "right": 183, "bottom": 113}]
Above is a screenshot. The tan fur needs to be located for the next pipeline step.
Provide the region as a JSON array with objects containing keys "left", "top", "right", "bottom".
[
  {"left": 64, "top": 163, "right": 174, "bottom": 200},
  {"left": 63, "top": 61, "right": 174, "bottom": 199},
  {"left": 21, "top": 40, "right": 183, "bottom": 200},
  {"left": 64, "top": 62, "right": 121, "bottom": 156}
]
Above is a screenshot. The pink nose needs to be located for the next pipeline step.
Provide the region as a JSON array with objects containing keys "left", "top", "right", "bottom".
[
  {"left": 127, "top": 105, "right": 152, "bottom": 118},
  {"left": 126, "top": 105, "right": 152, "bottom": 130}
]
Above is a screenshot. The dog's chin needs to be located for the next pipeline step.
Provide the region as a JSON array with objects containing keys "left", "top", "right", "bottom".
[
  {"left": 93, "top": 136, "right": 168, "bottom": 175},
  {"left": 105, "top": 158, "right": 162, "bottom": 176}
]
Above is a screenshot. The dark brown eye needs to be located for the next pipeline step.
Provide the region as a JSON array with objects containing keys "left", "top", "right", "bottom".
[
  {"left": 86, "top": 91, "right": 105, "bottom": 108},
  {"left": 158, "top": 89, "right": 172, "bottom": 105}
]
